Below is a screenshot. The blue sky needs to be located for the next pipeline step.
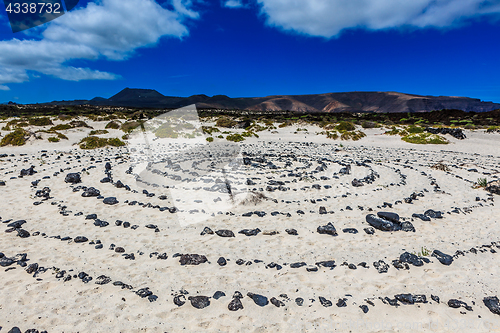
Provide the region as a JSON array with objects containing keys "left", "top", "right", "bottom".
[{"left": 1, "top": 0, "right": 500, "bottom": 104}]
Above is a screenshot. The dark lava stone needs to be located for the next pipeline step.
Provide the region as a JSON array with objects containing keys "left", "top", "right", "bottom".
[
  {"left": 360, "top": 305, "right": 369, "bottom": 313},
  {"left": 483, "top": 296, "right": 500, "bottom": 315},
  {"left": 103, "top": 197, "right": 119, "bottom": 205},
  {"left": 342, "top": 228, "right": 358, "bottom": 234},
  {"left": 217, "top": 257, "right": 227, "bottom": 266},
  {"left": 17, "top": 229, "right": 30, "bottom": 238},
  {"left": 7, "top": 327, "right": 22, "bottom": 333},
  {"left": 238, "top": 228, "right": 261, "bottom": 236},
  {"left": 247, "top": 292, "right": 268, "bottom": 306},
  {"left": 26, "top": 263, "right": 38, "bottom": 274},
  {"left": 431, "top": 250, "right": 453, "bottom": 265},
  {"left": 74, "top": 236, "right": 88, "bottom": 243},
  {"left": 319, "top": 296, "right": 332, "bottom": 307},
  {"left": 270, "top": 297, "right": 284, "bottom": 307},
  {"left": 290, "top": 262, "right": 306, "bottom": 268},
  {"left": 136, "top": 287, "right": 153, "bottom": 298},
  {"left": 336, "top": 298, "right": 347, "bottom": 307},
  {"left": 377, "top": 211, "right": 400, "bottom": 223},
  {"left": 317, "top": 222, "right": 337, "bottom": 236},
  {"left": 65, "top": 173, "right": 81, "bottom": 184},
  {"left": 228, "top": 297, "right": 244, "bottom": 311},
  {"left": 85, "top": 214, "right": 97, "bottom": 220},
  {"left": 295, "top": 297, "right": 304, "bottom": 306},
  {"left": 364, "top": 227, "right": 375, "bottom": 235},
  {"left": 373, "top": 260, "right": 389, "bottom": 273},
  {"left": 213, "top": 291, "right": 226, "bottom": 300},
  {"left": 174, "top": 295, "right": 186, "bottom": 306},
  {"left": 115, "top": 247, "right": 125, "bottom": 253},
  {"left": 188, "top": 296, "right": 210, "bottom": 309},
  {"left": 366, "top": 214, "right": 394, "bottom": 231},
  {"left": 200, "top": 226, "right": 214, "bottom": 235},
  {"left": 285, "top": 228, "right": 298, "bottom": 235},
  {"left": 95, "top": 275, "right": 111, "bottom": 285},
  {"left": 399, "top": 252, "right": 423, "bottom": 266},
  {"left": 215, "top": 229, "right": 235, "bottom": 237},
  {"left": 179, "top": 254, "right": 208, "bottom": 265}
]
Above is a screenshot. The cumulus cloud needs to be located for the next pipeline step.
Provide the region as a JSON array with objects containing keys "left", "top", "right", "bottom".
[
  {"left": 0, "top": 0, "right": 198, "bottom": 88},
  {"left": 256, "top": 0, "right": 500, "bottom": 38},
  {"left": 224, "top": 0, "right": 244, "bottom": 8}
]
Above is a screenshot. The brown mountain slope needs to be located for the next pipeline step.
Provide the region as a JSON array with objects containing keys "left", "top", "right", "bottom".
[{"left": 47, "top": 89, "right": 500, "bottom": 113}]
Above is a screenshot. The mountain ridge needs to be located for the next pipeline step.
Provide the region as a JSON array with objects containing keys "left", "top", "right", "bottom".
[{"left": 45, "top": 88, "right": 500, "bottom": 113}]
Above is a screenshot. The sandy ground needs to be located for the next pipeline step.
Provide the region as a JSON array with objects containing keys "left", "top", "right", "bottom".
[{"left": 0, "top": 117, "right": 500, "bottom": 332}]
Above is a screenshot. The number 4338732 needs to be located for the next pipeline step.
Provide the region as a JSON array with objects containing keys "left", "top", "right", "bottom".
[{"left": 5, "top": 2, "right": 61, "bottom": 14}]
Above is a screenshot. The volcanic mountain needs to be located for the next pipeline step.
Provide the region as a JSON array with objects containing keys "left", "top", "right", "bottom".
[{"left": 47, "top": 88, "right": 500, "bottom": 113}]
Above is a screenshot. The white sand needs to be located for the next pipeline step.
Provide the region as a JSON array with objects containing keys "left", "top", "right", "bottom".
[{"left": 0, "top": 118, "right": 500, "bottom": 332}]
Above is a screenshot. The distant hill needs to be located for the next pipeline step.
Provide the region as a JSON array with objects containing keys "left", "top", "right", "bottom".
[{"left": 46, "top": 88, "right": 500, "bottom": 113}]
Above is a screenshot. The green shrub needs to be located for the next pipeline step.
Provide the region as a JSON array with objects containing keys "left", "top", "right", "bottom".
[
  {"left": 202, "top": 126, "right": 220, "bottom": 135},
  {"left": 70, "top": 120, "right": 91, "bottom": 128},
  {"left": 361, "top": 121, "right": 380, "bottom": 129},
  {"left": 79, "top": 136, "right": 108, "bottom": 149},
  {"left": 16, "top": 122, "right": 29, "bottom": 127},
  {"left": 89, "top": 129, "right": 109, "bottom": 135},
  {"left": 406, "top": 125, "right": 425, "bottom": 134},
  {"left": 107, "top": 138, "right": 126, "bottom": 147},
  {"left": 217, "top": 135, "right": 224, "bottom": 139},
  {"left": 48, "top": 137, "right": 60, "bottom": 142},
  {"left": 105, "top": 121, "right": 120, "bottom": 129},
  {"left": 336, "top": 121, "right": 356, "bottom": 132},
  {"left": 226, "top": 133, "right": 245, "bottom": 142},
  {"left": 401, "top": 133, "right": 448, "bottom": 144},
  {"left": 206, "top": 136, "right": 214, "bottom": 142},
  {"left": 56, "top": 132, "right": 68, "bottom": 140},
  {"left": 79, "top": 136, "right": 125, "bottom": 149},
  {"left": 326, "top": 131, "right": 339, "bottom": 139},
  {"left": 121, "top": 121, "right": 142, "bottom": 133},
  {"left": 477, "top": 178, "right": 488, "bottom": 187},
  {"left": 28, "top": 117, "right": 53, "bottom": 126},
  {"left": 216, "top": 117, "right": 237, "bottom": 128},
  {"left": 0, "top": 128, "right": 28, "bottom": 146},
  {"left": 340, "top": 130, "right": 366, "bottom": 141},
  {"left": 49, "top": 124, "right": 72, "bottom": 131}
]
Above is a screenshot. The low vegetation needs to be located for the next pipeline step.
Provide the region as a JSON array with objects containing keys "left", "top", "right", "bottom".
[
  {"left": 0, "top": 128, "right": 28, "bottom": 146},
  {"left": 226, "top": 133, "right": 245, "bottom": 142},
  {"left": 89, "top": 129, "right": 109, "bottom": 135},
  {"left": 28, "top": 117, "right": 53, "bottom": 126},
  {"left": 79, "top": 136, "right": 125, "bottom": 149},
  {"left": 105, "top": 121, "right": 121, "bottom": 129},
  {"left": 216, "top": 117, "right": 237, "bottom": 128},
  {"left": 401, "top": 133, "right": 448, "bottom": 144}
]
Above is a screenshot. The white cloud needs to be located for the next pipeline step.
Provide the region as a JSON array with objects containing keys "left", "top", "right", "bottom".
[
  {"left": 0, "top": 0, "right": 198, "bottom": 88},
  {"left": 0, "top": 85, "right": 10, "bottom": 91},
  {"left": 224, "top": 0, "right": 244, "bottom": 8},
  {"left": 256, "top": 0, "right": 500, "bottom": 38}
]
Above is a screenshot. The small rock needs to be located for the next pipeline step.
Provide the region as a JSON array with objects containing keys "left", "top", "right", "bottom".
[
  {"left": 319, "top": 296, "right": 332, "bottom": 307},
  {"left": 188, "top": 296, "right": 210, "bottom": 309},
  {"left": 317, "top": 222, "right": 338, "bottom": 236},
  {"left": 213, "top": 291, "right": 226, "bottom": 300},
  {"left": 74, "top": 236, "right": 88, "bottom": 243},
  {"left": 431, "top": 250, "right": 453, "bottom": 265},
  {"left": 103, "top": 197, "right": 119, "bottom": 205},
  {"left": 228, "top": 297, "right": 244, "bottom": 311},
  {"left": 247, "top": 292, "right": 268, "bottom": 306},
  {"left": 215, "top": 229, "right": 235, "bottom": 237}
]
